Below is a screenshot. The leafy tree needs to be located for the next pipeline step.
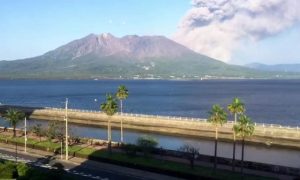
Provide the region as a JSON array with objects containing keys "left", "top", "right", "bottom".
[
  {"left": 4, "top": 109, "right": 25, "bottom": 137},
  {"left": 56, "top": 123, "right": 65, "bottom": 143},
  {"left": 44, "top": 121, "right": 64, "bottom": 152},
  {"left": 179, "top": 144, "right": 200, "bottom": 169},
  {"left": 116, "top": 85, "right": 129, "bottom": 143},
  {"left": 32, "top": 124, "right": 44, "bottom": 142},
  {"left": 208, "top": 105, "right": 227, "bottom": 171},
  {"left": 234, "top": 114, "right": 255, "bottom": 175},
  {"left": 46, "top": 121, "right": 64, "bottom": 142},
  {"left": 228, "top": 97, "right": 245, "bottom": 171},
  {"left": 101, "top": 94, "right": 118, "bottom": 152}
]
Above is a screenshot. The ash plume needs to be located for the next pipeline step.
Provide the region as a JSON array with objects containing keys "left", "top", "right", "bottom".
[{"left": 173, "top": 0, "right": 300, "bottom": 62}]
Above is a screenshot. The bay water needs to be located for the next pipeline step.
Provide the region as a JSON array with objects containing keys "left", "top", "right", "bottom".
[{"left": 1, "top": 79, "right": 300, "bottom": 168}]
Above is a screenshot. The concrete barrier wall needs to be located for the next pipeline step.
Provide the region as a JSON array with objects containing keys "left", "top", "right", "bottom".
[{"left": 1, "top": 105, "right": 300, "bottom": 149}]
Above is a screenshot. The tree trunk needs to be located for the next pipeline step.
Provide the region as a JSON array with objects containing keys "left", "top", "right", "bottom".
[
  {"left": 108, "top": 117, "right": 112, "bottom": 153},
  {"left": 214, "top": 127, "right": 218, "bottom": 171},
  {"left": 241, "top": 138, "right": 245, "bottom": 175},
  {"left": 120, "top": 100, "right": 123, "bottom": 114},
  {"left": 190, "top": 158, "right": 194, "bottom": 169},
  {"left": 232, "top": 136, "right": 236, "bottom": 171},
  {"left": 234, "top": 113, "right": 237, "bottom": 124},
  {"left": 232, "top": 113, "right": 237, "bottom": 171},
  {"left": 121, "top": 100, "right": 123, "bottom": 143},
  {"left": 121, "top": 118, "right": 123, "bottom": 143},
  {"left": 13, "top": 125, "right": 16, "bottom": 137}
]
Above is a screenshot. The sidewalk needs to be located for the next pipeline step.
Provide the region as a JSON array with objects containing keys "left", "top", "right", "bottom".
[{"left": 154, "top": 154, "right": 295, "bottom": 180}]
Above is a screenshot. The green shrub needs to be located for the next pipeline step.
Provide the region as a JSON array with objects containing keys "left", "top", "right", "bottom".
[
  {"left": 0, "top": 161, "right": 18, "bottom": 178},
  {"left": 122, "top": 143, "right": 138, "bottom": 156},
  {"left": 17, "top": 163, "right": 32, "bottom": 177},
  {"left": 137, "top": 135, "right": 158, "bottom": 156}
]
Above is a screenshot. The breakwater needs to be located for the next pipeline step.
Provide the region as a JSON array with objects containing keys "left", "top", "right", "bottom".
[{"left": 1, "top": 105, "right": 300, "bottom": 149}]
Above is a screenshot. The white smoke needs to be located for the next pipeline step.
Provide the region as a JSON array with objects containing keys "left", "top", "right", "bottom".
[{"left": 173, "top": 0, "right": 300, "bottom": 62}]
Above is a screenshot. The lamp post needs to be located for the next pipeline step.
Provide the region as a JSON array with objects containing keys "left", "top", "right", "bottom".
[
  {"left": 15, "top": 138, "right": 17, "bottom": 163},
  {"left": 65, "top": 98, "right": 69, "bottom": 160},
  {"left": 24, "top": 117, "right": 27, "bottom": 153},
  {"left": 61, "top": 141, "right": 63, "bottom": 160}
]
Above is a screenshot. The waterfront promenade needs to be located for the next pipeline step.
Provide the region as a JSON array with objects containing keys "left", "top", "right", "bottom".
[{"left": 0, "top": 105, "right": 300, "bottom": 149}]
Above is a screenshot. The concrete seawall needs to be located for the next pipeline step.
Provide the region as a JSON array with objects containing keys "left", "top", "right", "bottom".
[{"left": 1, "top": 105, "right": 300, "bottom": 149}]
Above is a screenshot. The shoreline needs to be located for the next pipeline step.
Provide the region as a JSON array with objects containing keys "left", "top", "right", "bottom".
[
  {"left": 1, "top": 105, "right": 300, "bottom": 151},
  {"left": 25, "top": 117, "right": 300, "bottom": 152}
]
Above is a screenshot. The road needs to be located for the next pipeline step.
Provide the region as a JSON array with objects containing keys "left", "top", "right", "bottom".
[{"left": 0, "top": 148, "right": 181, "bottom": 180}]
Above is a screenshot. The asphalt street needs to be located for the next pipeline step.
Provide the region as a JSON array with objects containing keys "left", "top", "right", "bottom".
[{"left": 0, "top": 148, "right": 144, "bottom": 180}]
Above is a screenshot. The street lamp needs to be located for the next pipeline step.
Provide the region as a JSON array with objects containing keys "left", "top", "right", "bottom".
[
  {"left": 61, "top": 140, "right": 63, "bottom": 159},
  {"left": 24, "top": 117, "right": 27, "bottom": 153},
  {"left": 15, "top": 138, "right": 17, "bottom": 163},
  {"left": 65, "top": 98, "right": 69, "bottom": 160}
]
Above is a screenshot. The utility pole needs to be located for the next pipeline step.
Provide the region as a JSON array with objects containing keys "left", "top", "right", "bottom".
[
  {"left": 65, "top": 98, "right": 69, "bottom": 160},
  {"left": 15, "top": 139, "right": 17, "bottom": 163},
  {"left": 61, "top": 141, "right": 63, "bottom": 160},
  {"left": 24, "top": 117, "right": 27, "bottom": 153}
]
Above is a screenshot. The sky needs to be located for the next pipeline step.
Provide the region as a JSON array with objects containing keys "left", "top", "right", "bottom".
[{"left": 0, "top": 0, "right": 299, "bottom": 65}]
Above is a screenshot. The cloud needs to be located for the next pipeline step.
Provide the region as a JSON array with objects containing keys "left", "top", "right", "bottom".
[{"left": 173, "top": 0, "right": 300, "bottom": 62}]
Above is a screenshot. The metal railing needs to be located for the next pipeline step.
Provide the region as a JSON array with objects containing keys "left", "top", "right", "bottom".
[
  {"left": 41, "top": 107, "right": 300, "bottom": 131},
  {"left": 2, "top": 104, "right": 299, "bottom": 131}
]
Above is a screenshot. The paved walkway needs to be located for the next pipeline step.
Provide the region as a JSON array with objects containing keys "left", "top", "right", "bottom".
[{"left": 154, "top": 154, "right": 295, "bottom": 180}]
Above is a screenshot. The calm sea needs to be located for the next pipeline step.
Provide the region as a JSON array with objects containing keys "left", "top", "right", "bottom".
[
  {"left": 0, "top": 79, "right": 299, "bottom": 125},
  {"left": 1, "top": 79, "right": 300, "bottom": 167}
]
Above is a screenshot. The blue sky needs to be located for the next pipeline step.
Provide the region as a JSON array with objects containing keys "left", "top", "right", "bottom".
[
  {"left": 0, "top": 0, "right": 299, "bottom": 65},
  {"left": 0, "top": 0, "right": 189, "bottom": 60}
]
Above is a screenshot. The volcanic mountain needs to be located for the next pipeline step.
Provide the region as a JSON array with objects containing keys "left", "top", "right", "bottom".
[{"left": 0, "top": 33, "right": 289, "bottom": 79}]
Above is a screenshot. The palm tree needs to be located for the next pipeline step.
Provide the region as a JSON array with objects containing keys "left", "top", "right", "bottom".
[
  {"left": 116, "top": 85, "right": 129, "bottom": 114},
  {"left": 208, "top": 105, "right": 227, "bottom": 171},
  {"left": 116, "top": 85, "right": 129, "bottom": 143},
  {"left": 228, "top": 98, "right": 245, "bottom": 171},
  {"left": 101, "top": 94, "right": 118, "bottom": 152},
  {"left": 233, "top": 114, "right": 255, "bottom": 175},
  {"left": 4, "top": 109, "right": 25, "bottom": 137}
]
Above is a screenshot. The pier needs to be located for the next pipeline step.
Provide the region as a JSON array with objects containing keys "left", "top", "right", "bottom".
[{"left": 1, "top": 105, "right": 300, "bottom": 149}]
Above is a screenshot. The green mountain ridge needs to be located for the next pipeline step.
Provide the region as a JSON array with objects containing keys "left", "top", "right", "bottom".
[{"left": 246, "top": 63, "right": 300, "bottom": 73}]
